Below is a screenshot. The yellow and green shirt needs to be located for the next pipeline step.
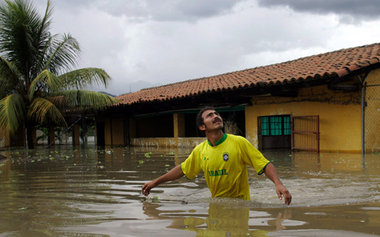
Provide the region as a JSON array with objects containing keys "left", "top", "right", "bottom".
[{"left": 180, "top": 134, "right": 270, "bottom": 200}]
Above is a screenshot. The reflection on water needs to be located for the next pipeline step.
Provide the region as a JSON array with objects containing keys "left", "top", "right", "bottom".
[{"left": 0, "top": 146, "right": 380, "bottom": 236}]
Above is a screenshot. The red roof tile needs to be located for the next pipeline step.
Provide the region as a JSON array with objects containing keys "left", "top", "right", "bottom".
[{"left": 116, "top": 43, "right": 380, "bottom": 105}]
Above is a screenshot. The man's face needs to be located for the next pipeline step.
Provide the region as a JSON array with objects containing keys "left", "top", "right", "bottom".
[{"left": 199, "top": 109, "right": 223, "bottom": 132}]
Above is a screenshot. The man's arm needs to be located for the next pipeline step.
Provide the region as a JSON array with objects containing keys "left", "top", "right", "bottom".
[
  {"left": 142, "top": 165, "right": 184, "bottom": 196},
  {"left": 264, "top": 163, "right": 292, "bottom": 205}
]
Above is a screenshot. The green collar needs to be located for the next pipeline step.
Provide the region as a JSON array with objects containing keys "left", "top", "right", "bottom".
[{"left": 208, "top": 133, "right": 227, "bottom": 147}]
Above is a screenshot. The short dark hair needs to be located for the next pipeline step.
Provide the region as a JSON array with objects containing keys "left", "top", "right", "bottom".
[{"left": 196, "top": 106, "right": 216, "bottom": 128}]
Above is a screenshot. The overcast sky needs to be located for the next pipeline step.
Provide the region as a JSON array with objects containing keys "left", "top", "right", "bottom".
[{"left": 33, "top": 0, "right": 380, "bottom": 96}]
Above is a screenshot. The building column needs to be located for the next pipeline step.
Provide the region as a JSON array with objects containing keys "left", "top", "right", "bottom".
[
  {"left": 128, "top": 118, "right": 136, "bottom": 146},
  {"left": 104, "top": 118, "right": 112, "bottom": 146},
  {"left": 173, "top": 113, "right": 185, "bottom": 138},
  {"left": 72, "top": 124, "right": 80, "bottom": 146}
]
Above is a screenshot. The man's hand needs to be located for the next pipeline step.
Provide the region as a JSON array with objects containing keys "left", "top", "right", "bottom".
[
  {"left": 276, "top": 184, "right": 292, "bottom": 205},
  {"left": 142, "top": 181, "right": 156, "bottom": 196},
  {"left": 263, "top": 163, "right": 292, "bottom": 205},
  {"left": 141, "top": 165, "right": 184, "bottom": 196}
]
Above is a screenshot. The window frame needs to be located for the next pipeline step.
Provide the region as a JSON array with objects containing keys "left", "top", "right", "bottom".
[{"left": 259, "top": 115, "right": 291, "bottom": 136}]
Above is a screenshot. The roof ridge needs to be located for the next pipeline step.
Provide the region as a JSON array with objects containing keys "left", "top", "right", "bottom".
[
  {"left": 116, "top": 42, "right": 380, "bottom": 105},
  {"left": 248, "top": 42, "right": 380, "bottom": 68},
  {"left": 139, "top": 42, "right": 380, "bottom": 92},
  {"left": 138, "top": 69, "right": 248, "bottom": 91}
]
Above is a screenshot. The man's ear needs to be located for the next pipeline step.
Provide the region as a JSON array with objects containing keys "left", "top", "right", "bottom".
[{"left": 199, "top": 124, "right": 205, "bottom": 131}]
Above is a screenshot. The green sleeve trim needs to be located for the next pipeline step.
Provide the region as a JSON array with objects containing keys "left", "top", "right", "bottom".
[{"left": 258, "top": 161, "right": 270, "bottom": 175}]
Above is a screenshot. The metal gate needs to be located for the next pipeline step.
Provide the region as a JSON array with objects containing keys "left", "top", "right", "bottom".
[
  {"left": 291, "top": 115, "right": 320, "bottom": 152},
  {"left": 364, "top": 83, "right": 380, "bottom": 153}
]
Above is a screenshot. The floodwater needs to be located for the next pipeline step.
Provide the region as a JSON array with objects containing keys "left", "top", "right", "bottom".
[{"left": 0, "top": 146, "right": 380, "bottom": 237}]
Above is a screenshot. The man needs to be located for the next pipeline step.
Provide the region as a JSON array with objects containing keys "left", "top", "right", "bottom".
[{"left": 142, "top": 107, "right": 292, "bottom": 205}]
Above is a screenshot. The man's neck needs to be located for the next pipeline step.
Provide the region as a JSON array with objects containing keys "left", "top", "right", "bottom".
[{"left": 205, "top": 129, "right": 224, "bottom": 146}]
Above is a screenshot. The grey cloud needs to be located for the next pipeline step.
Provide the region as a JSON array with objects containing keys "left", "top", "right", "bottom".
[
  {"left": 257, "top": 0, "right": 380, "bottom": 21},
  {"left": 39, "top": 0, "right": 244, "bottom": 22}
]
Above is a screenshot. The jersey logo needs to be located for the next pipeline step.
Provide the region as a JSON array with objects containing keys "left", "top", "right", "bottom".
[
  {"left": 223, "top": 153, "right": 229, "bottom": 161},
  {"left": 208, "top": 169, "right": 228, "bottom": 177}
]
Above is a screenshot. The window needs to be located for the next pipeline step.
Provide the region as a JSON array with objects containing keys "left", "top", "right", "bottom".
[{"left": 260, "top": 115, "right": 291, "bottom": 136}]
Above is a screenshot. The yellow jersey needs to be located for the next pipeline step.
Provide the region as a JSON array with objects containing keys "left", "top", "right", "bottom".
[{"left": 180, "top": 134, "right": 270, "bottom": 200}]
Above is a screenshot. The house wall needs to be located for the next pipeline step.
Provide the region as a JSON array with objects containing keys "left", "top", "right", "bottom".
[{"left": 246, "top": 84, "right": 362, "bottom": 152}]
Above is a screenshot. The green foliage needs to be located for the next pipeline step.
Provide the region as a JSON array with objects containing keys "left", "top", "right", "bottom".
[
  {"left": 0, "top": 93, "right": 25, "bottom": 132},
  {"left": 0, "top": 0, "right": 116, "bottom": 146}
]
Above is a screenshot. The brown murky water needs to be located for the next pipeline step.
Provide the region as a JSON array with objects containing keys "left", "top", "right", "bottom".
[{"left": 0, "top": 146, "right": 380, "bottom": 236}]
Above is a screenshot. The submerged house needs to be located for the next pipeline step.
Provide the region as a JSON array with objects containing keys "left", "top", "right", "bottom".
[{"left": 96, "top": 43, "right": 380, "bottom": 153}]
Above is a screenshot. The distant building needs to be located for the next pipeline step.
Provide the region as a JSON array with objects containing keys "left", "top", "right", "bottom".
[
  {"left": 96, "top": 43, "right": 380, "bottom": 153},
  {"left": 6, "top": 43, "right": 380, "bottom": 153}
]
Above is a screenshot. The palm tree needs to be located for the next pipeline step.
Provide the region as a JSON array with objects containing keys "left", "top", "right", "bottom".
[{"left": 0, "top": 0, "right": 116, "bottom": 148}]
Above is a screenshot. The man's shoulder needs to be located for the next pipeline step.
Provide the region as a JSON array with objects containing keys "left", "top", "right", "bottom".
[
  {"left": 193, "top": 139, "right": 209, "bottom": 150},
  {"left": 226, "top": 134, "right": 254, "bottom": 148},
  {"left": 226, "top": 134, "right": 247, "bottom": 142}
]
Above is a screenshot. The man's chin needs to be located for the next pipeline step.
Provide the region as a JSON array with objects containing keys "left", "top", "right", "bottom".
[{"left": 215, "top": 124, "right": 224, "bottom": 130}]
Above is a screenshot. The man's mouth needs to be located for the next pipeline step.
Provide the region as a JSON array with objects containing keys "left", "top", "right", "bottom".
[{"left": 213, "top": 118, "right": 222, "bottom": 123}]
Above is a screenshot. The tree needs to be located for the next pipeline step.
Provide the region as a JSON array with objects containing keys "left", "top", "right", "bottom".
[{"left": 0, "top": 0, "right": 116, "bottom": 148}]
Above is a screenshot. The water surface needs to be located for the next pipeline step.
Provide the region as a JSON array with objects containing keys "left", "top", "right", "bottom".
[{"left": 0, "top": 146, "right": 380, "bottom": 236}]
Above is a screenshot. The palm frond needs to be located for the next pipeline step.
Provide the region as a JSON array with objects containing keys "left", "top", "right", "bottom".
[
  {"left": 59, "top": 68, "right": 111, "bottom": 89},
  {"left": 31, "top": 0, "right": 53, "bottom": 77},
  {"left": 56, "top": 90, "right": 116, "bottom": 109},
  {"left": 0, "top": 0, "right": 50, "bottom": 80},
  {"left": 28, "top": 97, "right": 66, "bottom": 126},
  {"left": 29, "top": 69, "right": 61, "bottom": 100},
  {"left": 0, "top": 56, "right": 21, "bottom": 79},
  {"left": 45, "top": 33, "right": 80, "bottom": 74},
  {"left": 36, "top": 0, "right": 52, "bottom": 43},
  {"left": 0, "top": 93, "right": 25, "bottom": 132},
  {"left": 0, "top": 56, "right": 22, "bottom": 95}
]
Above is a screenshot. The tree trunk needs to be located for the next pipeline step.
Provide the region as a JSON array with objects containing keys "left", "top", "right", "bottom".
[
  {"left": 80, "top": 116, "right": 88, "bottom": 145},
  {"left": 48, "top": 126, "right": 55, "bottom": 146},
  {"left": 26, "top": 125, "right": 35, "bottom": 149}
]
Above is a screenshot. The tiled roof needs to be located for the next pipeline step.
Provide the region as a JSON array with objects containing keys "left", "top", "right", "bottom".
[{"left": 116, "top": 43, "right": 380, "bottom": 105}]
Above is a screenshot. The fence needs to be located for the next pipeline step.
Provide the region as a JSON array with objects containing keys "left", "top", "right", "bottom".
[{"left": 364, "top": 83, "right": 380, "bottom": 153}]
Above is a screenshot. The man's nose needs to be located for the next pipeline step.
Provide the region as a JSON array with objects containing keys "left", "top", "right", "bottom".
[{"left": 212, "top": 114, "right": 220, "bottom": 120}]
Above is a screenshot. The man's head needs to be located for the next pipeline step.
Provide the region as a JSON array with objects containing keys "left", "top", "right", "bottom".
[{"left": 196, "top": 107, "right": 223, "bottom": 133}]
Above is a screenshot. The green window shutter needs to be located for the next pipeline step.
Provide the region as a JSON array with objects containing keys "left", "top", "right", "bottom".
[
  {"left": 261, "top": 117, "right": 269, "bottom": 135},
  {"left": 270, "top": 116, "right": 282, "bottom": 135},
  {"left": 283, "top": 116, "right": 291, "bottom": 135}
]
